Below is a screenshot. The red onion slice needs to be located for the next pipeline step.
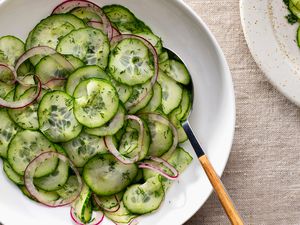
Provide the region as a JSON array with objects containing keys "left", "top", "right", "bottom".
[
  {"left": 0, "top": 75, "right": 42, "bottom": 109},
  {"left": 139, "top": 113, "right": 178, "bottom": 159},
  {"left": 15, "top": 46, "right": 73, "bottom": 84},
  {"left": 70, "top": 207, "right": 104, "bottom": 225},
  {"left": 24, "top": 151, "right": 83, "bottom": 208},
  {"left": 138, "top": 156, "right": 179, "bottom": 180},
  {"left": 93, "top": 194, "right": 120, "bottom": 213},
  {"left": 88, "top": 21, "right": 120, "bottom": 40},
  {"left": 52, "top": 0, "right": 112, "bottom": 39},
  {"left": 0, "top": 63, "right": 16, "bottom": 84},
  {"left": 110, "top": 34, "right": 159, "bottom": 108},
  {"left": 104, "top": 115, "right": 145, "bottom": 164}
]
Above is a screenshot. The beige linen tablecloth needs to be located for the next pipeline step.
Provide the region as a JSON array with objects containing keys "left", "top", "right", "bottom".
[{"left": 183, "top": 0, "right": 300, "bottom": 224}]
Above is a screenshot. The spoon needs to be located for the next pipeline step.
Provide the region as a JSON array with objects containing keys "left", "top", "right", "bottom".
[{"left": 165, "top": 49, "right": 243, "bottom": 225}]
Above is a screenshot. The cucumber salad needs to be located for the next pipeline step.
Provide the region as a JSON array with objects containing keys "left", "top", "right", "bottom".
[{"left": 0, "top": 1, "right": 193, "bottom": 224}]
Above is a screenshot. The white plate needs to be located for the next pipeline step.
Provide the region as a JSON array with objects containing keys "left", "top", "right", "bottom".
[
  {"left": 0, "top": 1, "right": 235, "bottom": 224},
  {"left": 241, "top": 0, "right": 300, "bottom": 105}
]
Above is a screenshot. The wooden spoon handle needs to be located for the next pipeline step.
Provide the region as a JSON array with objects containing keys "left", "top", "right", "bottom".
[{"left": 199, "top": 155, "right": 244, "bottom": 225}]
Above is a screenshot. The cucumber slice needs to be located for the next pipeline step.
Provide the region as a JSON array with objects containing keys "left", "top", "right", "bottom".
[
  {"left": 157, "top": 70, "right": 183, "bottom": 114},
  {"left": 35, "top": 54, "right": 72, "bottom": 84},
  {"left": 139, "top": 83, "right": 162, "bottom": 113},
  {"left": 34, "top": 146, "right": 69, "bottom": 191},
  {"left": 169, "top": 115, "right": 187, "bottom": 143},
  {"left": 38, "top": 91, "right": 82, "bottom": 142},
  {"left": 85, "top": 105, "right": 125, "bottom": 137},
  {"left": 0, "top": 81, "right": 15, "bottom": 98},
  {"left": 62, "top": 132, "right": 108, "bottom": 167},
  {"left": 109, "top": 77, "right": 133, "bottom": 103},
  {"left": 65, "top": 55, "right": 84, "bottom": 69},
  {"left": 73, "top": 182, "right": 92, "bottom": 224},
  {"left": 57, "top": 175, "right": 79, "bottom": 199},
  {"left": 57, "top": 27, "right": 110, "bottom": 69},
  {"left": 123, "top": 176, "right": 164, "bottom": 214},
  {"left": 3, "top": 160, "right": 24, "bottom": 185},
  {"left": 0, "top": 109, "right": 20, "bottom": 158},
  {"left": 134, "top": 32, "right": 162, "bottom": 55},
  {"left": 143, "top": 148, "right": 193, "bottom": 190},
  {"left": 20, "top": 185, "right": 60, "bottom": 202},
  {"left": 73, "top": 78, "right": 119, "bottom": 128},
  {"left": 103, "top": 5, "right": 136, "bottom": 24},
  {"left": 66, "top": 65, "right": 108, "bottom": 96},
  {"left": 95, "top": 191, "right": 124, "bottom": 210},
  {"left": 8, "top": 87, "right": 40, "bottom": 130},
  {"left": 147, "top": 118, "right": 173, "bottom": 157},
  {"left": 83, "top": 154, "right": 138, "bottom": 196},
  {"left": 71, "top": 7, "right": 101, "bottom": 23},
  {"left": 26, "top": 14, "right": 85, "bottom": 65},
  {"left": 167, "top": 60, "right": 191, "bottom": 85},
  {"left": 105, "top": 201, "right": 137, "bottom": 223},
  {"left": 169, "top": 89, "right": 190, "bottom": 121},
  {"left": 126, "top": 82, "right": 153, "bottom": 114},
  {"left": 7, "top": 130, "right": 58, "bottom": 177},
  {"left": 108, "top": 38, "right": 154, "bottom": 86},
  {"left": 0, "top": 36, "right": 25, "bottom": 82},
  {"left": 290, "top": 1, "right": 300, "bottom": 18},
  {"left": 298, "top": 25, "right": 300, "bottom": 48}
]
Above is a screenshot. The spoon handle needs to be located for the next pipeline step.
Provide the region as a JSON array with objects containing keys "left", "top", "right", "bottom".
[
  {"left": 199, "top": 155, "right": 244, "bottom": 225},
  {"left": 182, "top": 121, "right": 243, "bottom": 225}
]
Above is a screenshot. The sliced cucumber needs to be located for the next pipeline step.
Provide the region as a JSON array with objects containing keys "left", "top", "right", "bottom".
[
  {"left": 7, "top": 130, "right": 57, "bottom": 177},
  {"left": 26, "top": 14, "right": 85, "bottom": 65},
  {"left": 71, "top": 7, "right": 101, "bottom": 23},
  {"left": 0, "top": 36, "right": 25, "bottom": 82},
  {"left": 126, "top": 82, "right": 153, "bottom": 114},
  {"left": 83, "top": 154, "right": 138, "bottom": 196},
  {"left": 38, "top": 91, "right": 82, "bottom": 142},
  {"left": 85, "top": 105, "right": 125, "bottom": 137},
  {"left": 123, "top": 176, "right": 164, "bottom": 214},
  {"left": 62, "top": 132, "right": 108, "bottom": 167},
  {"left": 103, "top": 5, "right": 136, "bottom": 24},
  {"left": 169, "top": 115, "right": 187, "bottom": 143},
  {"left": 8, "top": 87, "right": 40, "bottom": 130},
  {"left": 158, "top": 70, "right": 183, "bottom": 114},
  {"left": 167, "top": 60, "right": 191, "bottom": 85},
  {"left": 134, "top": 31, "right": 162, "bottom": 55},
  {"left": 73, "top": 78, "right": 119, "bottom": 128},
  {"left": 65, "top": 55, "right": 84, "bottom": 69},
  {"left": 109, "top": 38, "right": 154, "bottom": 86},
  {"left": 35, "top": 54, "right": 72, "bottom": 84},
  {"left": 144, "top": 148, "right": 192, "bottom": 190},
  {"left": 109, "top": 77, "right": 133, "bottom": 103},
  {"left": 146, "top": 117, "right": 173, "bottom": 157},
  {"left": 57, "top": 27, "right": 110, "bottom": 69},
  {"left": 290, "top": 1, "right": 300, "bottom": 18},
  {"left": 104, "top": 201, "right": 137, "bottom": 224},
  {"left": 3, "top": 160, "right": 24, "bottom": 185},
  {"left": 66, "top": 65, "right": 108, "bottom": 96},
  {"left": 95, "top": 191, "right": 124, "bottom": 210},
  {"left": 139, "top": 83, "right": 162, "bottom": 113},
  {"left": 34, "top": 146, "right": 69, "bottom": 191},
  {"left": 73, "top": 182, "right": 92, "bottom": 224},
  {"left": 169, "top": 89, "right": 190, "bottom": 121},
  {"left": 0, "top": 81, "right": 15, "bottom": 98},
  {"left": 57, "top": 175, "right": 79, "bottom": 199},
  {"left": 0, "top": 109, "right": 20, "bottom": 158}
]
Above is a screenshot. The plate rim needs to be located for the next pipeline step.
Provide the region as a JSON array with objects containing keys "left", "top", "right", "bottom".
[{"left": 240, "top": 0, "right": 300, "bottom": 106}]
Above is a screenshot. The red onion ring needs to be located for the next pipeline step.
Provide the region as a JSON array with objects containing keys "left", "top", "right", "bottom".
[
  {"left": 52, "top": 0, "right": 112, "bottom": 39},
  {"left": 88, "top": 21, "right": 120, "bottom": 40},
  {"left": 139, "top": 113, "right": 178, "bottom": 159},
  {"left": 70, "top": 207, "right": 104, "bottom": 225},
  {"left": 24, "top": 151, "right": 83, "bottom": 208},
  {"left": 110, "top": 34, "right": 159, "bottom": 108},
  {"left": 138, "top": 156, "right": 179, "bottom": 180},
  {"left": 0, "top": 75, "right": 42, "bottom": 109},
  {"left": 104, "top": 115, "right": 145, "bottom": 164},
  {"left": 93, "top": 194, "right": 120, "bottom": 213},
  {"left": 0, "top": 63, "right": 16, "bottom": 84}
]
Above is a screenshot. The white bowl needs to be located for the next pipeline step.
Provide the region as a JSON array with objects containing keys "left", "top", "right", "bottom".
[{"left": 0, "top": 0, "right": 235, "bottom": 224}]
